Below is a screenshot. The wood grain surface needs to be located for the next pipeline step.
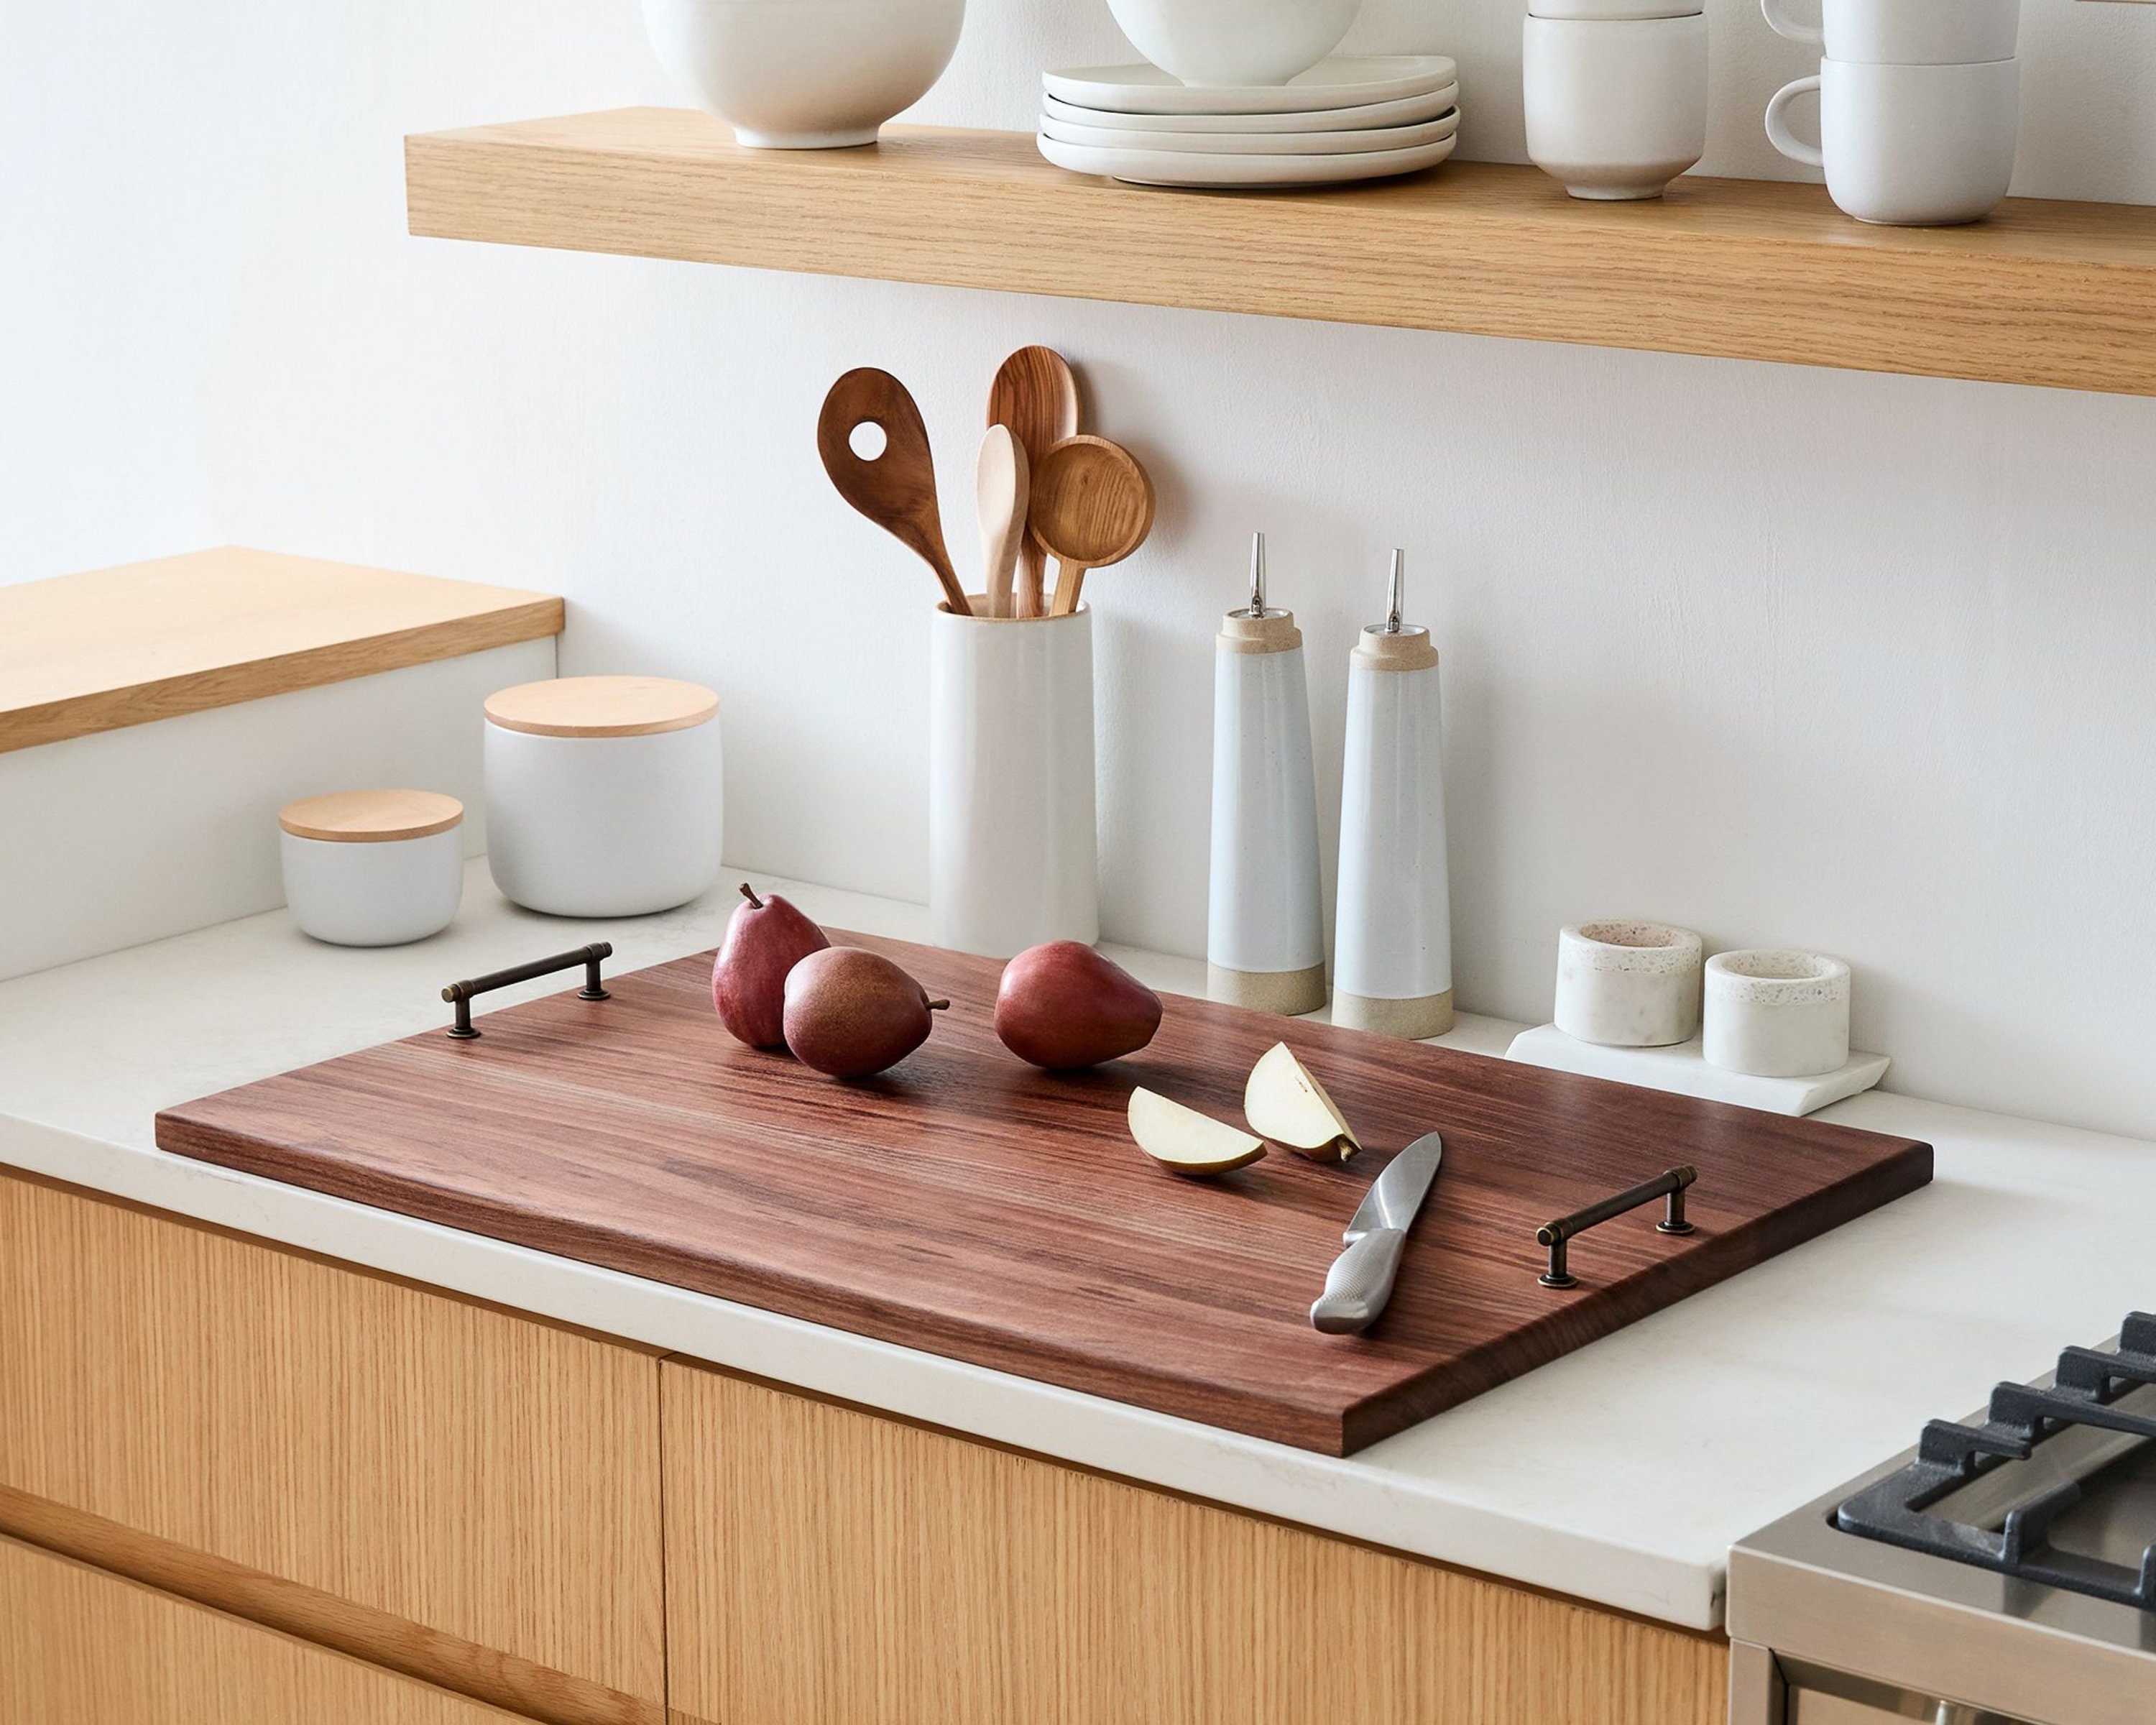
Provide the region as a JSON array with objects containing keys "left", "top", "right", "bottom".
[
  {"left": 0, "top": 546, "right": 563, "bottom": 754},
  {"left": 663, "top": 1361, "right": 1729, "bottom": 1725},
  {"left": 0, "top": 1171, "right": 666, "bottom": 1708},
  {"left": 0, "top": 1486, "right": 657, "bottom": 1725},
  {"left": 407, "top": 111, "right": 2156, "bottom": 397},
  {"left": 0, "top": 1535, "right": 533, "bottom": 1725},
  {"left": 156, "top": 934, "right": 1932, "bottom": 1455}
]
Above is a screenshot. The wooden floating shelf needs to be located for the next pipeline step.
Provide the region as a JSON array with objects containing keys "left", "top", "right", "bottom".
[
  {"left": 0, "top": 548, "right": 563, "bottom": 754},
  {"left": 405, "top": 108, "right": 2156, "bottom": 396}
]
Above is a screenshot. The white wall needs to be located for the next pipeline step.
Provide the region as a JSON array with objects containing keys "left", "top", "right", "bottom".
[{"left": 6, "top": 1, "right": 2155, "bottom": 1138}]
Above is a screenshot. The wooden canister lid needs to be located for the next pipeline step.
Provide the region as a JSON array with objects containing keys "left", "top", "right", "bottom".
[
  {"left": 280, "top": 789, "right": 464, "bottom": 843},
  {"left": 484, "top": 675, "right": 719, "bottom": 738},
  {"left": 1351, "top": 622, "right": 1439, "bottom": 673}
]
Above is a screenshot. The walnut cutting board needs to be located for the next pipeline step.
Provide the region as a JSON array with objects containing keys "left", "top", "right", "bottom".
[{"left": 155, "top": 934, "right": 1932, "bottom": 1455}]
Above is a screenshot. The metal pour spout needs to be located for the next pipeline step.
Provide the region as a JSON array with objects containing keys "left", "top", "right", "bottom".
[{"left": 1385, "top": 548, "right": 1404, "bottom": 634}]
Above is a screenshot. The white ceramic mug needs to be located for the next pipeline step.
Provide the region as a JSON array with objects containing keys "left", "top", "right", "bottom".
[
  {"left": 1766, "top": 57, "right": 2017, "bottom": 225},
  {"left": 929, "top": 599, "right": 1098, "bottom": 959},
  {"left": 1523, "top": 14, "right": 1709, "bottom": 201},
  {"left": 1760, "top": 0, "right": 2017, "bottom": 66}
]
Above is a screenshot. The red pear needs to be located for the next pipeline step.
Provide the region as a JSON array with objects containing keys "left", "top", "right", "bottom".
[
  {"left": 712, "top": 883, "right": 830, "bottom": 1049},
  {"left": 782, "top": 947, "right": 948, "bottom": 1078},
  {"left": 994, "top": 940, "right": 1162, "bottom": 1070}
]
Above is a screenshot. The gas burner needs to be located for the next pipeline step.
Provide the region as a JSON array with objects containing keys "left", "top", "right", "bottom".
[{"left": 1835, "top": 1311, "right": 2156, "bottom": 1610}]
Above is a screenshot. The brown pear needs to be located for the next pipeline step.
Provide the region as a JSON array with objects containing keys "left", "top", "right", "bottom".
[
  {"left": 782, "top": 947, "right": 948, "bottom": 1078},
  {"left": 995, "top": 940, "right": 1162, "bottom": 1070},
  {"left": 712, "top": 884, "right": 831, "bottom": 1049}
]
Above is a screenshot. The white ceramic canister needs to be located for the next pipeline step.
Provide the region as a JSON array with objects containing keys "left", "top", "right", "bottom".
[
  {"left": 1554, "top": 919, "right": 1704, "bottom": 1046},
  {"left": 1523, "top": 10, "right": 1709, "bottom": 200},
  {"left": 1704, "top": 949, "right": 1851, "bottom": 1077},
  {"left": 279, "top": 790, "right": 465, "bottom": 947},
  {"left": 1208, "top": 535, "right": 1326, "bottom": 1016},
  {"left": 1332, "top": 556, "right": 1454, "bottom": 1039},
  {"left": 928, "top": 598, "right": 1098, "bottom": 958},
  {"left": 484, "top": 676, "right": 723, "bottom": 918}
]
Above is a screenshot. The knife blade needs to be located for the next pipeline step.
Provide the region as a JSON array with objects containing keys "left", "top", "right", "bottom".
[{"left": 1309, "top": 1131, "right": 1444, "bottom": 1336}]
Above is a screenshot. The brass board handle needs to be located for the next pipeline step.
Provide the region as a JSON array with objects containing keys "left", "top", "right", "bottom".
[
  {"left": 441, "top": 943, "right": 612, "bottom": 1039},
  {"left": 1537, "top": 1165, "right": 1697, "bottom": 1289}
]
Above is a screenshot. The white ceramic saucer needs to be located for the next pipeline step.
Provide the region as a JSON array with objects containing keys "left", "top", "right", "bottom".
[
  {"left": 1034, "top": 129, "right": 1457, "bottom": 188},
  {"left": 1042, "top": 56, "right": 1459, "bottom": 117},
  {"left": 1040, "top": 108, "right": 1457, "bottom": 157},
  {"left": 1040, "top": 83, "right": 1457, "bottom": 134}
]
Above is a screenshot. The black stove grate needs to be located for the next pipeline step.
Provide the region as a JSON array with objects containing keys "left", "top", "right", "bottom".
[{"left": 1835, "top": 1312, "right": 2156, "bottom": 1611}]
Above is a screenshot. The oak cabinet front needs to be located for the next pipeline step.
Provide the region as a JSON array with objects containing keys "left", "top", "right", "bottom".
[
  {"left": 0, "top": 1534, "right": 539, "bottom": 1725},
  {"left": 660, "top": 1358, "right": 1729, "bottom": 1725},
  {"left": 0, "top": 1171, "right": 665, "bottom": 1725}
]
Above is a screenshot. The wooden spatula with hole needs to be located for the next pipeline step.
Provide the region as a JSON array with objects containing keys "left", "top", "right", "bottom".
[{"left": 817, "top": 368, "right": 972, "bottom": 616}]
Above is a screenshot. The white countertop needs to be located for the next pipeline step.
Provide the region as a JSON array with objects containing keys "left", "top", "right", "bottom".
[{"left": 2, "top": 859, "right": 2149, "bottom": 1632}]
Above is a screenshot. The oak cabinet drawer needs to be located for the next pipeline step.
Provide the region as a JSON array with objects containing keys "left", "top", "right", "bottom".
[
  {"left": 660, "top": 1359, "right": 1728, "bottom": 1725},
  {"left": 0, "top": 1533, "right": 537, "bottom": 1724},
  {"left": 0, "top": 1172, "right": 664, "bottom": 1725}
]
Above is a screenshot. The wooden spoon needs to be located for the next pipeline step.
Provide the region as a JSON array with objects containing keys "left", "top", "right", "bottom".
[
  {"left": 986, "top": 346, "right": 1079, "bottom": 620},
  {"left": 976, "top": 425, "right": 1030, "bottom": 620},
  {"left": 1030, "top": 436, "right": 1156, "bottom": 617},
  {"left": 818, "top": 367, "right": 970, "bottom": 617}
]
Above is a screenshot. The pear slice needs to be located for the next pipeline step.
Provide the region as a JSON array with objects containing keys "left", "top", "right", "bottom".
[
  {"left": 1243, "top": 1041, "right": 1362, "bottom": 1164},
  {"left": 1128, "top": 1087, "right": 1266, "bottom": 1177}
]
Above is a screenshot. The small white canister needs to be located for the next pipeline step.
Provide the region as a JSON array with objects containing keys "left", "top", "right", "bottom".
[
  {"left": 279, "top": 790, "right": 465, "bottom": 947},
  {"left": 484, "top": 676, "right": 722, "bottom": 918},
  {"left": 1554, "top": 919, "right": 1704, "bottom": 1046},
  {"left": 928, "top": 598, "right": 1098, "bottom": 958},
  {"left": 1704, "top": 949, "right": 1852, "bottom": 1077}
]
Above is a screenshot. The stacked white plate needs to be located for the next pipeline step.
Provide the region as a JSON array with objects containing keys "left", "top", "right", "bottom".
[{"left": 1038, "top": 55, "right": 1460, "bottom": 189}]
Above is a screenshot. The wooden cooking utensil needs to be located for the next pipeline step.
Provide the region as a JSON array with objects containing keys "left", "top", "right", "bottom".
[
  {"left": 976, "top": 426, "right": 1030, "bottom": 620},
  {"left": 818, "top": 367, "right": 971, "bottom": 617},
  {"left": 1030, "top": 436, "right": 1156, "bottom": 617},
  {"left": 986, "top": 346, "right": 1079, "bottom": 620}
]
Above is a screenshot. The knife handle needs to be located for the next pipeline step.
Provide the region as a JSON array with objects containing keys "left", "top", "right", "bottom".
[{"left": 1309, "top": 1228, "right": 1408, "bottom": 1335}]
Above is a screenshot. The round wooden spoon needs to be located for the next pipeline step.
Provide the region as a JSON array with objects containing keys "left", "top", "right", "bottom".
[
  {"left": 818, "top": 367, "right": 970, "bottom": 616},
  {"left": 986, "top": 347, "right": 1079, "bottom": 620},
  {"left": 1030, "top": 436, "right": 1156, "bottom": 617}
]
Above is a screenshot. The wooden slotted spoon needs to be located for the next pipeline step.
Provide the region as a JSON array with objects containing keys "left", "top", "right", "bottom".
[{"left": 818, "top": 367, "right": 971, "bottom": 616}]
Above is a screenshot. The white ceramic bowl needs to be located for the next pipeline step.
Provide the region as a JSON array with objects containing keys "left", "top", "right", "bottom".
[
  {"left": 1105, "top": 0, "right": 1365, "bottom": 88},
  {"left": 1523, "top": 12, "right": 1708, "bottom": 200},
  {"left": 643, "top": 0, "right": 965, "bottom": 149},
  {"left": 279, "top": 791, "right": 465, "bottom": 947}
]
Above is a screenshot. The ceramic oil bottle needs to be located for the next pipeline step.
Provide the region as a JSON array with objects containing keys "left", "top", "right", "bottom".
[
  {"left": 1332, "top": 551, "right": 1454, "bottom": 1038},
  {"left": 1207, "top": 533, "right": 1327, "bottom": 1015}
]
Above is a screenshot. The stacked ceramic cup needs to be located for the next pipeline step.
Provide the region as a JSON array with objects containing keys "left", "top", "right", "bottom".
[
  {"left": 1763, "top": 0, "right": 2019, "bottom": 224},
  {"left": 1523, "top": 0, "right": 1708, "bottom": 200}
]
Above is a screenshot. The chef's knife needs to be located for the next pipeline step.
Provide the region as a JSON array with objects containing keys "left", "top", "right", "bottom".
[{"left": 1309, "top": 1131, "right": 1444, "bottom": 1336}]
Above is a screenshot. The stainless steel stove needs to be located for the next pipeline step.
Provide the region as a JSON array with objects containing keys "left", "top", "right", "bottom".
[{"left": 1728, "top": 1313, "right": 2156, "bottom": 1725}]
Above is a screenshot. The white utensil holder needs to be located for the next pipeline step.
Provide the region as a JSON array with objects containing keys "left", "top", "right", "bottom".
[
  {"left": 1334, "top": 623, "right": 1454, "bottom": 1039},
  {"left": 1704, "top": 949, "right": 1852, "bottom": 1077},
  {"left": 1554, "top": 919, "right": 1704, "bottom": 1046},
  {"left": 929, "top": 599, "right": 1099, "bottom": 959},
  {"left": 1208, "top": 607, "right": 1326, "bottom": 1015}
]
